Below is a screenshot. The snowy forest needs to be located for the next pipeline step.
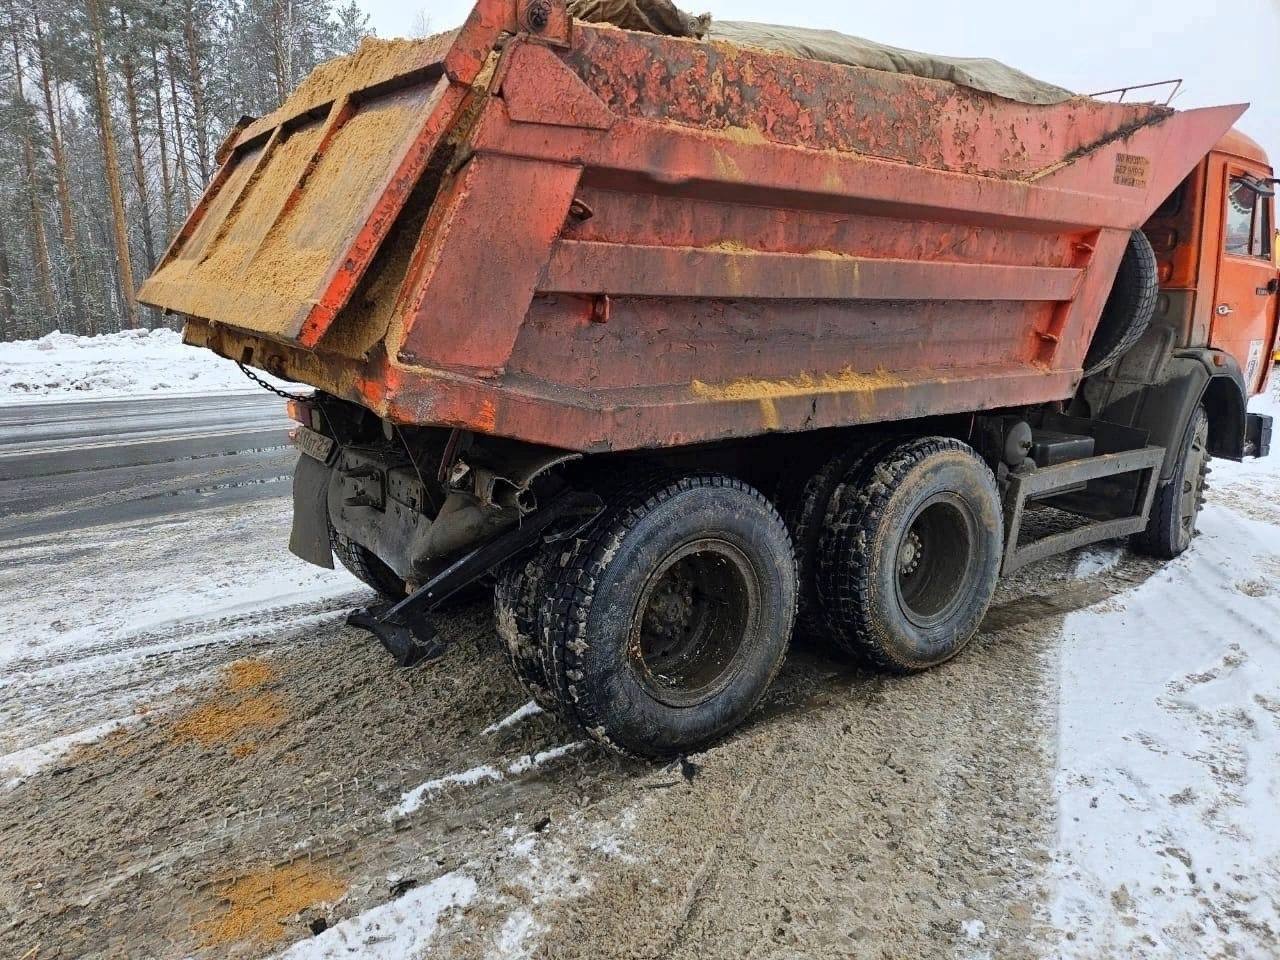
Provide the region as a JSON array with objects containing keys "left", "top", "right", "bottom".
[{"left": 0, "top": 0, "right": 376, "bottom": 341}]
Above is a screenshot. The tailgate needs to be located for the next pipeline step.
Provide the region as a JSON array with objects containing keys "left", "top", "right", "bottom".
[{"left": 140, "top": 31, "right": 467, "bottom": 349}]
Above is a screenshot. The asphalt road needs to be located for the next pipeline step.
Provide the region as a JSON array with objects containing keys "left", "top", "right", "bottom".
[{"left": 0, "top": 393, "right": 295, "bottom": 541}]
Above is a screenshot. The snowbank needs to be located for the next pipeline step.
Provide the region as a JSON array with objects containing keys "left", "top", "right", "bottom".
[
  {"left": 1052, "top": 386, "right": 1280, "bottom": 957},
  {"left": 0, "top": 328, "right": 292, "bottom": 405}
]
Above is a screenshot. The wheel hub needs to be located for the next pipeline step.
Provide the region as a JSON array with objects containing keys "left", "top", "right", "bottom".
[
  {"left": 643, "top": 573, "right": 695, "bottom": 647},
  {"left": 898, "top": 530, "right": 923, "bottom": 577}
]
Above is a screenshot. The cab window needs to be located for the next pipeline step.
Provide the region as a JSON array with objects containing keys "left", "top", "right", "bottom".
[{"left": 1224, "top": 176, "right": 1273, "bottom": 259}]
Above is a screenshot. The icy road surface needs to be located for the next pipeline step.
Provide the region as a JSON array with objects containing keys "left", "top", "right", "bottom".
[{"left": 0, "top": 389, "right": 1277, "bottom": 959}]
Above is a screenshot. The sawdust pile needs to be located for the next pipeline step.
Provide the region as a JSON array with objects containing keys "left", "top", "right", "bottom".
[
  {"left": 282, "top": 33, "right": 457, "bottom": 116},
  {"left": 197, "top": 861, "right": 346, "bottom": 947}
]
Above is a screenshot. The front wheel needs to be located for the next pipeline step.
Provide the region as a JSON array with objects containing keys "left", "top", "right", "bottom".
[
  {"left": 540, "top": 474, "right": 797, "bottom": 757},
  {"left": 1131, "top": 404, "right": 1209, "bottom": 559}
]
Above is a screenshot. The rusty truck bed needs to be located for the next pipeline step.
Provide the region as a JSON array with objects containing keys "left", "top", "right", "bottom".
[{"left": 139, "top": 0, "right": 1246, "bottom": 452}]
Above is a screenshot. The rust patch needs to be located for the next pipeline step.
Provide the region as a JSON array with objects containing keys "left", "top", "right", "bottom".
[{"left": 197, "top": 861, "right": 346, "bottom": 948}]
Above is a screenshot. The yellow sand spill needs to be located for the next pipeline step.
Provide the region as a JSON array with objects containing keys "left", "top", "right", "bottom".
[
  {"left": 691, "top": 366, "right": 902, "bottom": 403},
  {"left": 171, "top": 693, "right": 284, "bottom": 749},
  {"left": 704, "top": 239, "right": 754, "bottom": 253},
  {"left": 226, "top": 658, "right": 276, "bottom": 692},
  {"left": 171, "top": 659, "right": 283, "bottom": 750},
  {"left": 714, "top": 124, "right": 769, "bottom": 146},
  {"left": 698, "top": 241, "right": 859, "bottom": 260},
  {"left": 197, "top": 862, "right": 346, "bottom": 948},
  {"left": 284, "top": 33, "right": 457, "bottom": 114}
]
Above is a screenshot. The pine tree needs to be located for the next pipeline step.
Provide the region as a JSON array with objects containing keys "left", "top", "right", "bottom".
[
  {"left": 86, "top": 0, "right": 139, "bottom": 328},
  {"left": 0, "top": 0, "right": 372, "bottom": 341}
]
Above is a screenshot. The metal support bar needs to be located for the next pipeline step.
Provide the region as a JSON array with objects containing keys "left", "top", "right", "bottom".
[
  {"left": 1001, "top": 445, "right": 1164, "bottom": 575},
  {"left": 347, "top": 490, "right": 604, "bottom": 667}
]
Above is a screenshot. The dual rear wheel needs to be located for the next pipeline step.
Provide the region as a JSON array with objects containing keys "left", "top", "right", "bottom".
[
  {"left": 497, "top": 475, "right": 796, "bottom": 757},
  {"left": 495, "top": 440, "right": 1003, "bottom": 757}
]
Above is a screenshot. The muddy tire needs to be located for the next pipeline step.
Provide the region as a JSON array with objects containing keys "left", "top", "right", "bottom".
[
  {"left": 1131, "top": 404, "right": 1210, "bottom": 559},
  {"left": 329, "top": 527, "right": 406, "bottom": 600},
  {"left": 1083, "top": 229, "right": 1158, "bottom": 375},
  {"left": 493, "top": 542, "right": 561, "bottom": 709},
  {"left": 779, "top": 441, "right": 888, "bottom": 646},
  {"left": 540, "top": 474, "right": 797, "bottom": 758},
  {"left": 817, "top": 438, "right": 1002, "bottom": 673}
]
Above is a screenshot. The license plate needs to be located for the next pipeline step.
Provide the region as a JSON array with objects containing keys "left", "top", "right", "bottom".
[{"left": 295, "top": 425, "right": 334, "bottom": 463}]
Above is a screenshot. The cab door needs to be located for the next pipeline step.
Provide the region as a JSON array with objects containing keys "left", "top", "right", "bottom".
[{"left": 1211, "top": 166, "right": 1279, "bottom": 393}]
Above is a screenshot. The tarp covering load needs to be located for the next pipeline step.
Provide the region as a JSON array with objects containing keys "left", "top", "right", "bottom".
[{"left": 566, "top": 0, "right": 1075, "bottom": 104}]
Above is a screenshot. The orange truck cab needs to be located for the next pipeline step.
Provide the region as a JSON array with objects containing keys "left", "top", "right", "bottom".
[
  {"left": 1196, "top": 132, "right": 1279, "bottom": 385},
  {"left": 1084, "top": 130, "right": 1278, "bottom": 479}
]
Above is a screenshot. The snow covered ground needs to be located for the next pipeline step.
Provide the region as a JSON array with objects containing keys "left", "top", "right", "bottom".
[
  {"left": 0, "top": 328, "right": 293, "bottom": 404},
  {"left": 3, "top": 332, "right": 1280, "bottom": 957},
  {"left": 1052, "top": 384, "right": 1280, "bottom": 957},
  {"left": 0, "top": 500, "right": 361, "bottom": 788}
]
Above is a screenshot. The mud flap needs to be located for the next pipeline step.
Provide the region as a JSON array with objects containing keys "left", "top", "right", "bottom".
[{"left": 288, "top": 453, "right": 334, "bottom": 568}]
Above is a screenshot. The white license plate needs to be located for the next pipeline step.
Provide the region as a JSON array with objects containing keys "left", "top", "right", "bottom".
[{"left": 295, "top": 426, "right": 334, "bottom": 463}]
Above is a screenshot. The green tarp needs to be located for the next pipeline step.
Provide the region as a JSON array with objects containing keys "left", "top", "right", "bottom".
[{"left": 567, "top": 0, "right": 1076, "bottom": 105}]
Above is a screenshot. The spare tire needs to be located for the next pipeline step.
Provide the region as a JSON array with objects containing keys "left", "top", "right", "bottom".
[{"left": 1083, "top": 229, "right": 1158, "bottom": 375}]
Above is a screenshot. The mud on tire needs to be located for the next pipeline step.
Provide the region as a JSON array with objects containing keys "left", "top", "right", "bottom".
[
  {"left": 778, "top": 440, "right": 889, "bottom": 646},
  {"left": 816, "top": 437, "right": 1002, "bottom": 673},
  {"left": 493, "top": 541, "right": 562, "bottom": 709},
  {"left": 539, "top": 474, "right": 797, "bottom": 758}
]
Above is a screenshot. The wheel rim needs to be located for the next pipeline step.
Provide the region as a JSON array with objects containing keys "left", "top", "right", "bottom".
[
  {"left": 630, "top": 539, "right": 760, "bottom": 708},
  {"left": 894, "top": 493, "right": 979, "bottom": 630},
  {"left": 1177, "top": 415, "right": 1210, "bottom": 549}
]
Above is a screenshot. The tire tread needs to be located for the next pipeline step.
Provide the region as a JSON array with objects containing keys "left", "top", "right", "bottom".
[
  {"left": 816, "top": 437, "right": 1000, "bottom": 673},
  {"left": 539, "top": 473, "right": 796, "bottom": 756}
]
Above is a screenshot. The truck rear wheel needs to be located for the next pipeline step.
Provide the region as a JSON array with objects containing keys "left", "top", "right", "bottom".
[
  {"left": 493, "top": 542, "right": 560, "bottom": 709},
  {"left": 1131, "top": 404, "right": 1209, "bottom": 559},
  {"left": 540, "top": 474, "right": 796, "bottom": 757},
  {"left": 329, "top": 526, "right": 407, "bottom": 600},
  {"left": 817, "top": 438, "right": 1002, "bottom": 672},
  {"left": 779, "top": 441, "right": 888, "bottom": 645}
]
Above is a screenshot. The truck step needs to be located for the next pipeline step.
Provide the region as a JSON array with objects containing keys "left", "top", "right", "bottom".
[{"left": 1002, "top": 444, "right": 1164, "bottom": 575}]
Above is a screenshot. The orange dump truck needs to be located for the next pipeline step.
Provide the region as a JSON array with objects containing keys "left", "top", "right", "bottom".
[{"left": 140, "top": 0, "right": 1278, "bottom": 757}]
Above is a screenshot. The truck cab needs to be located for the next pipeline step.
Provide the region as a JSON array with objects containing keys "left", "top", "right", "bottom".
[
  {"left": 1084, "top": 129, "right": 1277, "bottom": 485},
  {"left": 1144, "top": 129, "right": 1278, "bottom": 393},
  {"left": 1203, "top": 131, "right": 1278, "bottom": 391}
]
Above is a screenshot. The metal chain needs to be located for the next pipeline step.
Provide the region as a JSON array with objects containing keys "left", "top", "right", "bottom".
[{"left": 237, "top": 362, "right": 297, "bottom": 401}]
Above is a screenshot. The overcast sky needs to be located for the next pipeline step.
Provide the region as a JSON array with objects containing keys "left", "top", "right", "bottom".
[{"left": 357, "top": 0, "right": 1279, "bottom": 169}]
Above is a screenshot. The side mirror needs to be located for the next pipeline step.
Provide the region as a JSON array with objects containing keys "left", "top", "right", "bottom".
[{"left": 1241, "top": 177, "right": 1276, "bottom": 198}]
